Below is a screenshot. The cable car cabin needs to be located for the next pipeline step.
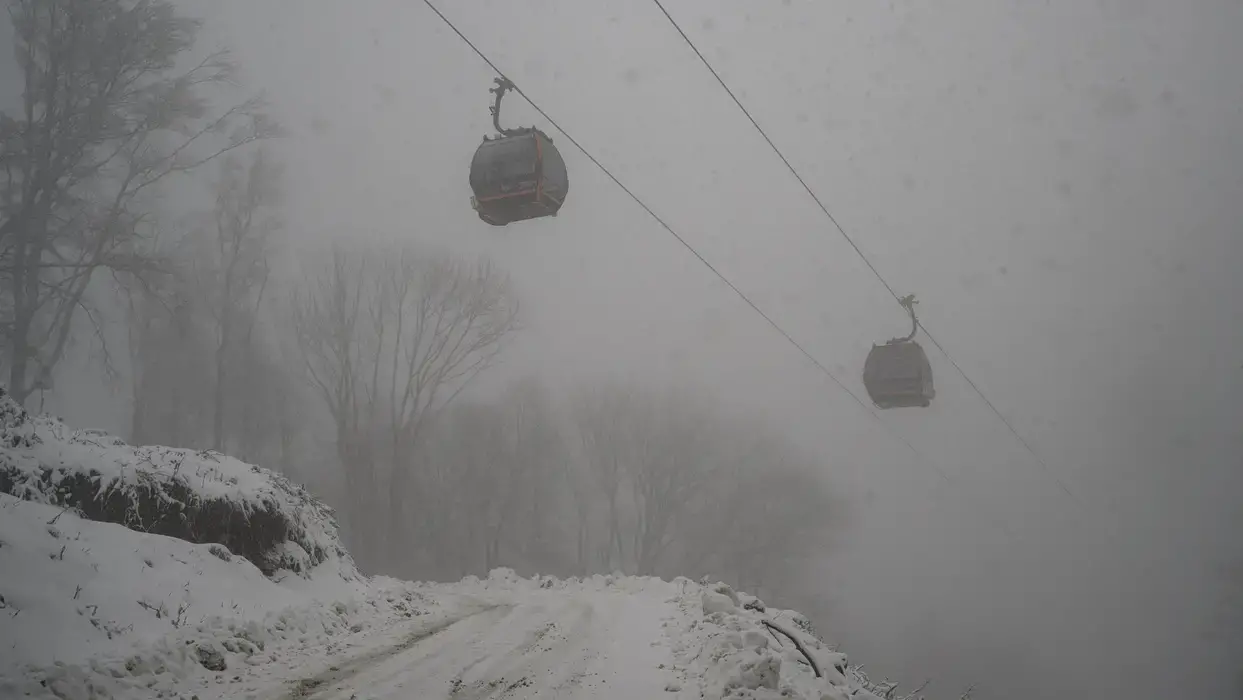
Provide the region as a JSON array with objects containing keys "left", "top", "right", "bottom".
[
  {"left": 469, "top": 129, "right": 568, "bottom": 227},
  {"left": 863, "top": 340, "right": 935, "bottom": 409}
]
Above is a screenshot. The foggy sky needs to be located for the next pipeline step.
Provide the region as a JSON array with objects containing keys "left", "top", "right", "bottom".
[{"left": 6, "top": 0, "right": 1242, "bottom": 697}]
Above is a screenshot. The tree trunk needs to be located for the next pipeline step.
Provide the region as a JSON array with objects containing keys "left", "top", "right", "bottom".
[
  {"left": 485, "top": 530, "right": 500, "bottom": 572},
  {"left": 337, "top": 431, "right": 380, "bottom": 571},
  {"left": 130, "top": 399, "right": 145, "bottom": 445},
  {"left": 8, "top": 218, "right": 42, "bottom": 406},
  {"left": 576, "top": 517, "right": 588, "bottom": 575},
  {"left": 279, "top": 413, "right": 294, "bottom": 479},
  {"left": 8, "top": 319, "right": 32, "bottom": 405},
  {"left": 608, "top": 493, "right": 626, "bottom": 572},
  {"left": 388, "top": 446, "right": 410, "bottom": 564},
  {"left": 212, "top": 315, "right": 231, "bottom": 452}
]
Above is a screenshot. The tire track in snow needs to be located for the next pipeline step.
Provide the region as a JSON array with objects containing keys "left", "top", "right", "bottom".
[
  {"left": 304, "top": 605, "right": 522, "bottom": 698},
  {"left": 445, "top": 598, "right": 599, "bottom": 700},
  {"left": 279, "top": 589, "right": 678, "bottom": 699},
  {"left": 281, "top": 602, "right": 510, "bottom": 700}
]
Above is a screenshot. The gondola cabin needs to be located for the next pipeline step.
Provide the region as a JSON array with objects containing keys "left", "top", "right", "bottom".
[
  {"left": 469, "top": 129, "right": 568, "bottom": 227},
  {"left": 863, "top": 340, "right": 935, "bottom": 409}
]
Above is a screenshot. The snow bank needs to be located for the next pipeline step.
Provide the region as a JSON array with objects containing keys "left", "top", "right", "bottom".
[
  {"left": 659, "top": 578, "right": 862, "bottom": 700},
  {"left": 657, "top": 576, "right": 936, "bottom": 700},
  {"left": 0, "top": 390, "right": 393, "bottom": 697},
  {"left": 430, "top": 569, "right": 901, "bottom": 700},
  {"left": 0, "top": 493, "right": 449, "bottom": 699},
  {"left": 0, "top": 388, "right": 353, "bottom": 578}
]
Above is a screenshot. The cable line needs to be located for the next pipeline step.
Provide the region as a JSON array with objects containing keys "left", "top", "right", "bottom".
[
  {"left": 418, "top": 0, "right": 955, "bottom": 483},
  {"left": 649, "top": 0, "right": 1079, "bottom": 503}
]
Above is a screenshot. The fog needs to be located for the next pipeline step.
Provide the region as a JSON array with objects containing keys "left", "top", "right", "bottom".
[{"left": 3, "top": 0, "right": 1242, "bottom": 697}]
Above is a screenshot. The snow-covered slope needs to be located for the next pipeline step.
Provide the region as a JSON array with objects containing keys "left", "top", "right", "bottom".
[
  {"left": 0, "top": 493, "right": 444, "bottom": 699},
  {"left": 0, "top": 398, "right": 900, "bottom": 700},
  {"left": 0, "top": 388, "right": 352, "bottom": 579}
]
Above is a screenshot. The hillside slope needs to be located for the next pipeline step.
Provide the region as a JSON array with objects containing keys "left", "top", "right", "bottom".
[{"left": 0, "top": 388, "right": 352, "bottom": 579}]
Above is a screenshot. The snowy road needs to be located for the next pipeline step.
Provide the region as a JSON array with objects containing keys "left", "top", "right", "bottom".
[{"left": 274, "top": 588, "right": 678, "bottom": 700}]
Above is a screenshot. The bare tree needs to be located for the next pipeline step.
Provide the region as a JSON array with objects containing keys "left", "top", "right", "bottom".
[
  {"left": 225, "top": 327, "right": 298, "bottom": 464},
  {"left": 289, "top": 246, "right": 380, "bottom": 563},
  {"left": 338, "top": 372, "right": 846, "bottom": 586},
  {"left": 193, "top": 149, "right": 282, "bottom": 452},
  {"left": 418, "top": 399, "right": 521, "bottom": 574},
  {"left": 484, "top": 377, "right": 566, "bottom": 572},
  {"left": 571, "top": 383, "right": 634, "bottom": 571},
  {"left": 627, "top": 389, "right": 730, "bottom": 576},
  {"left": 290, "top": 242, "right": 518, "bottom": 568},
  {"left": 573, "top": 385, "right": 737, "bottom": 574},
  {"left": 268, "top": 312, "right": 312, "bottom": 479},
  {"left": 569, "top": 381, "right": 843, "bottom": 583},
  {"left": 373, "top": 247, "right": 518, "bottom": 560},
  {"left": 562, "top": 449, "right": 596, "bottom": 575},
  {"left": 680, "top": 455, "right": 842, "bottom": 595},
  {"left": 0, "top": 0, "right": 277, "bottom": 406},
  {"left": 122, "top": 262, "right": 214, "bottom": 447},
  {"left": 396, "top": 376, "right": 571, "bottom": 579},
  {"left": 417, "top": 400, "right": 498, "bottom": 575}
]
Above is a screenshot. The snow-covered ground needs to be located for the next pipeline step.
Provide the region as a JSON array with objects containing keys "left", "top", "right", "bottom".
[
  {"left": 0, "top": 394, "right": 897, "bottom": 700},
  {"left": 1, "top": 540, "right": 878, "bottom": 700}
]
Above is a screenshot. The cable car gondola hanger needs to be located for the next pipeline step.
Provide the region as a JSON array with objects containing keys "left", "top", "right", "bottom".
[
  {"left": 863, "top": 294, "right": 936, "bottom": 409},
  {"left": 468, "top": 77, "right": 569, "bottom": 227}
]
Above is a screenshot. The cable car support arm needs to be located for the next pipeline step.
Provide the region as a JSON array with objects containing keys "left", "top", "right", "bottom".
[
  {"left": 489, "top": 77, "right": 521, "bottom": 136},
  {"left": 889, "top": 294, "right": 920, "bottom": 344}
]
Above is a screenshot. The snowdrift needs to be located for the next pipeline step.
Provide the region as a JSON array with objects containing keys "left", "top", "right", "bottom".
[
  {"left": 0, "top": 388, "right": 351, "bottom": 578},
  {"left": 667, "top": 577, "right": 869, "bottom": 700}
]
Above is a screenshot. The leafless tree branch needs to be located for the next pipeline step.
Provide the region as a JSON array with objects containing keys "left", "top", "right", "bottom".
[{"left": 0, "top": 0, "right": 279, "bottom": 405}]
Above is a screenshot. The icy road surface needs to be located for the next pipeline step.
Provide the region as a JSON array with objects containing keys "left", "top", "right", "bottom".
[{"left": 269, "top": 587, "right": 676, "bottom": 700}]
